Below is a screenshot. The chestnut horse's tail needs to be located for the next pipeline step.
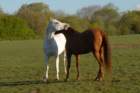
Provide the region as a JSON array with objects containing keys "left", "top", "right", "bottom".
[{"left": 102, "top": 32, "right": 112, "bottom": 74}]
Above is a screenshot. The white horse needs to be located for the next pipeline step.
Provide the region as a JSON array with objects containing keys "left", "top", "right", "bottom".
[{"left": 44, "top": 18, "right": 69, "bottom": 82}]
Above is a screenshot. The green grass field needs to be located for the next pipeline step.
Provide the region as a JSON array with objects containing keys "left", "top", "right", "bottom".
[{"left": 0, "top": 35, "right": 140, "bottom": 93}]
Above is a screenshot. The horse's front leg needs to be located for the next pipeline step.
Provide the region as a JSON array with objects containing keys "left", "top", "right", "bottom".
[
  {"left": 65, "top": 54, "right": 72, "bottom": 81},
  {"left": 75, "top": 54, "right": 80, "bottom": 80},
  {"left": 43, "top": 56, "right": 49, "bottom": 83},
  {"left": 56, "top": 56, "right": 60, "bottom": 80}
]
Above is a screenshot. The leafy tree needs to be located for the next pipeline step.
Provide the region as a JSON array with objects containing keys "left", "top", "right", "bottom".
[
  {"left": 90, "top": 3, "right": 120, "bottom": 35},
  {"left": 76, "top": 3, "right": 120, "bottom": 35},
  {"left": 60, "top": 15, "right": 90, "bottom": 32},
  {"left": 76, "top": 5, "right": 101, "bottom": 21},
  {"left": 119, "top": 11, "right": 140, "bottom": 34},
  {"left": 17, "top": 2, "right": 53, "bottom": 35},
  {"left": 0, "top": 7, "right": 4, "bottom": 15},
  {"left": 92, "top": 4, "right": 119, "bottom": 22},
  {"left": 54, "top": 10, "right": 68, "bottom": 18}
]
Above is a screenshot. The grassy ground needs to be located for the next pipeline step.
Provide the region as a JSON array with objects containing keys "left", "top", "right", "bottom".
[{"left": 0, "top": 35, "right": 140, "bottom": 93}]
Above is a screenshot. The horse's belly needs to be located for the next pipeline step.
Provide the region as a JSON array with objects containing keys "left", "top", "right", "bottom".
[
  {"left": 69, "top": 41, "right": 92, "bottom": 54},
  {"left": 72, "top": 47, "right": 91, "bottom": 54}
]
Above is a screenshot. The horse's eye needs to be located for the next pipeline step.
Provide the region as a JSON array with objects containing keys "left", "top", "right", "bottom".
[{"left": 55, "top": 22, "right": 58, "bottom": 25}]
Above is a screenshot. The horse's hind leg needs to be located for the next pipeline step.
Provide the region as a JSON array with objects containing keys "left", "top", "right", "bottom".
[
  {"left": 56, "top": 56, "right": 60, "bottom": 80},
  {"left": 75, "top": 54, "right": 80, "bottom": 80},
  {"left": 100, "top": 47, "right": 105, "bottom": 77},
  {"left": 93, "top": 50, "right": 104, "bottom": 81},
  {"left": 93, "top": 43, "right": 104, "bottom": 81}
]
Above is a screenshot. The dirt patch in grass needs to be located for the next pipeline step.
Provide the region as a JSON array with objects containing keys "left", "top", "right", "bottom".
[{"left": 112, "top": 44, "right": 140, "bottom": 48}]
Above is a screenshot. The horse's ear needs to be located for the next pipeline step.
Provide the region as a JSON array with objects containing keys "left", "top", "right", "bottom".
[{"left": 64, "top": 23, "right": 70, "bottom": 30}]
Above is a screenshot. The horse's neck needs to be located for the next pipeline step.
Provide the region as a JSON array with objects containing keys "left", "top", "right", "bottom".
[
  {"left": 45, "top": 36, "right": 55, "bottom": 46},
  {"left": 69, "top": 28, "right": 80, "bottom": 34},
  {"left": 46, "top": 32, "right": 55, "bottom": 40},
  {"left": 70, "top": 30, "right": 80, "bottom": 36}
]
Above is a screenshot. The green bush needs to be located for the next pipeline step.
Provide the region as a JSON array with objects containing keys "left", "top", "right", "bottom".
[
  {"left": 118, "top": 11, "right": 140, "bottom": 35},
  {"left": 0, "top": 15, "right": 35, "bottom": 40}
]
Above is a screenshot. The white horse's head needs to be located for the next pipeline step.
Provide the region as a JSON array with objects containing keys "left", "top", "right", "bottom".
[{"left": 46, "top": 18, "right": 70, "bottom": 38}]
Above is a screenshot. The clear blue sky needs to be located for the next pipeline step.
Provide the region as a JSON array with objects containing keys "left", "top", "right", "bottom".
[{"left": 0, "top": 0, "right": 140, "bottom": 14}]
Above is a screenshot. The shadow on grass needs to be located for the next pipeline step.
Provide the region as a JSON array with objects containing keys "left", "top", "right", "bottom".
[
  {"left": 0, "top": 79, "right": 77, "bottom": 87},
  {"left": 0, "top": 79, "right": 119, "bottom": 87},
  {"left": 0, "top": 80, "right": 46, "bottom": 87}
]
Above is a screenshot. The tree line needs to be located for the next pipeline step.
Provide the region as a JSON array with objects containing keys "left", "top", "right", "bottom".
[{"left": 0, "top": 2, "right": 140, "bottom": 40}]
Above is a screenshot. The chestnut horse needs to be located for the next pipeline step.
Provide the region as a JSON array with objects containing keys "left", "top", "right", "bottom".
[{"left": 55, "top": 27, "right": 112, "bottom": 81}]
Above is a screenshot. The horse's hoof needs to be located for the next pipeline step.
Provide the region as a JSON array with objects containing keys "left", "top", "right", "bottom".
[
  {"left": 43, "top": 79, "right": 48, "bottom": 83},
  {"left": 94, "top": 78, "right": 99, "bottom": 81},
  {"left": 94, "top": 77, "right": 103, "bottom": 81},
  {"left": 55, "top": 78, "right": 59, "bottom": 81},
  {"left": 64, "top": 78, "right": 68, "bottom": 82},
  {"left": 76, "top": 77, "right": 80, "bottom": 80},
  {"left": 43, "top": 77, "right": 49, "bottom": 83}
]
